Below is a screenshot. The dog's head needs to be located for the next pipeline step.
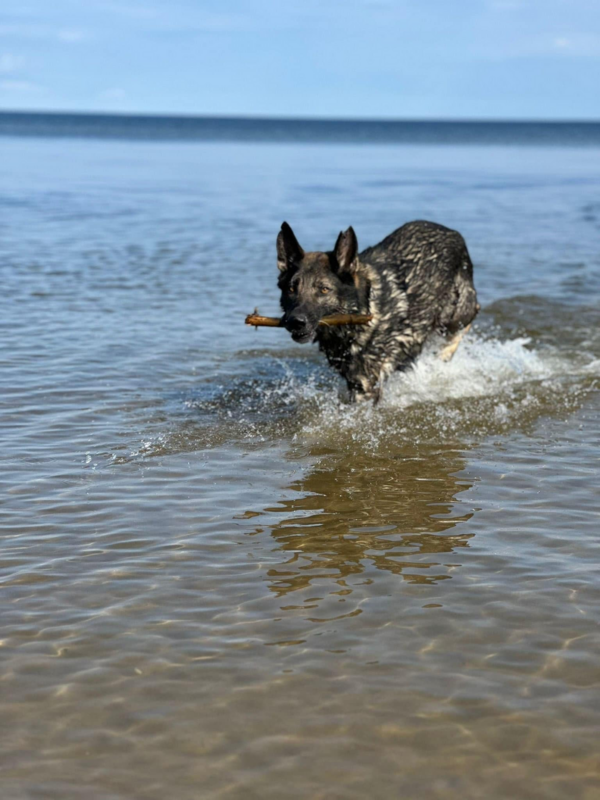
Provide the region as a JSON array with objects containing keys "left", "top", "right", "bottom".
[{"left": 277, "top": 222, "right": 360, "bottom": 343}]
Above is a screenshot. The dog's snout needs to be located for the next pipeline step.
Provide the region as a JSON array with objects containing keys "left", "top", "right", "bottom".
[
  {"left": 287, "top": 313, "right": 308, "bottom": 331},
  {"left": 285, "top": 311, "right": 315, "bottom": 343}
]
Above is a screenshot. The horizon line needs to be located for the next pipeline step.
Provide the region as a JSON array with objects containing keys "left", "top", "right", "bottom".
[{"left": 1, "top": 109, "right": 600, "bottom": 125}]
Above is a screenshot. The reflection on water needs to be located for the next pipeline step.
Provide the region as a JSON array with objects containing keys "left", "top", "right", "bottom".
[
  {"left": 258, "top": 445, "right": 474, "bottom": 600},
  {"left": 2, "top": 135, "right": 600, "bottom": 799}
]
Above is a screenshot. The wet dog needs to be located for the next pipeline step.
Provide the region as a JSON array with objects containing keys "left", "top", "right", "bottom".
[{"left": 277, "top": 220, "right": 479, "bottom": 402}]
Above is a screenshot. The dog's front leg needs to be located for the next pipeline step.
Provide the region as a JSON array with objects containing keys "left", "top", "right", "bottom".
[
  {"left": 348, "top": 384, "right": 381, "bottom": 404},
  {"left": 345, "top": 365, "right": 383, "bottom": 405}
]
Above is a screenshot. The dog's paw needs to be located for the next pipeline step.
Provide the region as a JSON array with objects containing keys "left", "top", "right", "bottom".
[
  {"left": 439, "top": 345, "right": 457, "bottom": 362},
  {"left": 347, "top": 386, "right": 382, "bottom": 405}
]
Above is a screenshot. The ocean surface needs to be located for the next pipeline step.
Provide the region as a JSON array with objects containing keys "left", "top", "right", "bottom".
[{"left": 1, "top": 114, "right": 599, "bottom": 799}]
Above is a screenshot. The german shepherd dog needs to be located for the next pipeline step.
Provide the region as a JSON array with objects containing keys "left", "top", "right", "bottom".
[{"left": 277, "top": 220, "right": 479, "bottom": 402}]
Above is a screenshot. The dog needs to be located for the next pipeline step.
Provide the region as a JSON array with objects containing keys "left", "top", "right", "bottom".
[{"left": 277, "top": 219, "right": 479, "bottom": 402}]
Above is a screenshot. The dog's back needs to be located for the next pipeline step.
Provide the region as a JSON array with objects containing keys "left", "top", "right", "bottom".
[
  {"left": 317, "top": 221, "right": 478, "bottom": 399},
  {"left": 277, "top": 219, "right": 479, "bottom": 401},
  {"left": 362, "top": 220, "right": 477, "bottom": 342}
]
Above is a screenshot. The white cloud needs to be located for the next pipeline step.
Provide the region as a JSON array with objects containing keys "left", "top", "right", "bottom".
[
  {"left": 549, "top": 33, "right": 600, "bottom": 56},
  {"left": 0, "top": 53, "right": 25, "bottom": 74},
  {"left": 99, "top": 87, "right": 126, "bottom": 100},
  {"left": 92, "top": 2, "right": 159, "bottom": 20},
  {"left": 0, "top": 23, "right": 87, "bottom": 42},
  {"left": 57, "top": 29, "right": 86, "bottom": 42},
  {"left": 0, "top": 79, "right": 41, "bottom": 92},
  {"left": 489, "top": 0, "right": 522, "bottom": 9},
  {"left": 472, "top": 30, "right": 600, "bottom": 60},
  {"left": 0, "top": 23, "right": 45, "bottom": 38}
]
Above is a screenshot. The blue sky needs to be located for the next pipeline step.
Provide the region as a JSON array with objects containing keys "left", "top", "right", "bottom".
[{"left": 0, "top": 0, "right": 599, "bottom": 119}]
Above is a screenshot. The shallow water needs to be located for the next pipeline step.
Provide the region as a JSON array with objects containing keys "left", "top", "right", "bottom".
[{"left": 1, "top": 132, "right": 600, "bottom": 799}]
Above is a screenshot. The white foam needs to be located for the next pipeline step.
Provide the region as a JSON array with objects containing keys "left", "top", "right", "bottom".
[
  {"left": 380, "top": 335, "right": 567, "bottom": 409},
  {"left": 287, "top": 332, "right": 599, "bottom": 448},
  {"left": 122, "top": 333, "right": 599, "bottom": 461}
]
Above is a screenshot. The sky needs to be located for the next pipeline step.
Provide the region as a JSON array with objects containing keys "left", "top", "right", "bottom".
[{"left": 0, "top": 0, "right": 599, "bottom": 120}]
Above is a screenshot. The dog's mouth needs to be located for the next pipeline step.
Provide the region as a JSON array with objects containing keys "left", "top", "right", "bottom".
[
  {"left": 284, "top": 315, "right": 318, "bottom": 344},
  {"left": 289, "top": 330, "right": 316, "bottom": 344}
]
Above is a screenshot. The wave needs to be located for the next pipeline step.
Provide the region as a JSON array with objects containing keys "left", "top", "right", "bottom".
[{"left": 110, "top": 329, "right": 598, "bottom": 463}]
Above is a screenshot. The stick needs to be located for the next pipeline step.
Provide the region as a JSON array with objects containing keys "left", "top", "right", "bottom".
[
  {"left": 319, "top": 313, "right": 373, "bottom": 327},
  {"left": 244, "top": 313, "right": 283, "bottom": 327},
  {"left": 246, "top": 308, "right": 283, "bottom": 328},
  {"left": 245, "top": 310, "right": 372, "bottom": 328}
]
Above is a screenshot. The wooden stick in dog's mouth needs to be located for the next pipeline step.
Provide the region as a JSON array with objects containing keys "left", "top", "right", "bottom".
[{"left": 245, "top": 310, "right": 373, "bottom": 329}]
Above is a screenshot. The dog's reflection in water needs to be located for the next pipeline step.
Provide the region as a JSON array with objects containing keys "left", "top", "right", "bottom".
[{"left": 249, "top": 443, "right": 475, "bottom": 603}]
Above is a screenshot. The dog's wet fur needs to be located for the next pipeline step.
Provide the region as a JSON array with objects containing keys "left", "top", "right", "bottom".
[{"left": 277, "top": 220, "right": 479, "bottom": 402}]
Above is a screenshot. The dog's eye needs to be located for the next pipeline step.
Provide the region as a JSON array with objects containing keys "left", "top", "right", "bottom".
[
  {"left": 289, "top": 285, "right": 296, "bottom": 294},
  {"left": 320, "top": 286, "right": 331, "bottom": 295}
]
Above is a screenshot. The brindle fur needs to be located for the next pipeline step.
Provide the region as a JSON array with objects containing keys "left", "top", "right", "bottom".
[{"left": 277, "top": 220, "right": 479, "bottom": 402}]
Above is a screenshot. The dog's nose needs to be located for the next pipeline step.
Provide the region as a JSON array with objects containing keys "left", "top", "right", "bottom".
[{"left": 288, "top": 314, "right": 308, "bottom": 331}]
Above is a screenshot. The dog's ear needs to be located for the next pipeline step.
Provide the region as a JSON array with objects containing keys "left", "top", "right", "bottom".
[
  {"left": 334, "top": 226, "right": 358, "bottom": 273},
  {"left": 277, "top": 222, "right": 304, "bottom": 272}
]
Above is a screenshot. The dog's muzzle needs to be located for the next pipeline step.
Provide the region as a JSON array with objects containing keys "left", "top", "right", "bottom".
[{"left": 285, "top": 313, "right": 316, "bottom": 344}]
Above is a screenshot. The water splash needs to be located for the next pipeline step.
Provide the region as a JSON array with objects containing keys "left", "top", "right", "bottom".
[
  {"left": 122, "top": 331, "right": 594, "bottom": 461},
  {"left": 290, "top": 333, "right": 597, "bottom": 449}
]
